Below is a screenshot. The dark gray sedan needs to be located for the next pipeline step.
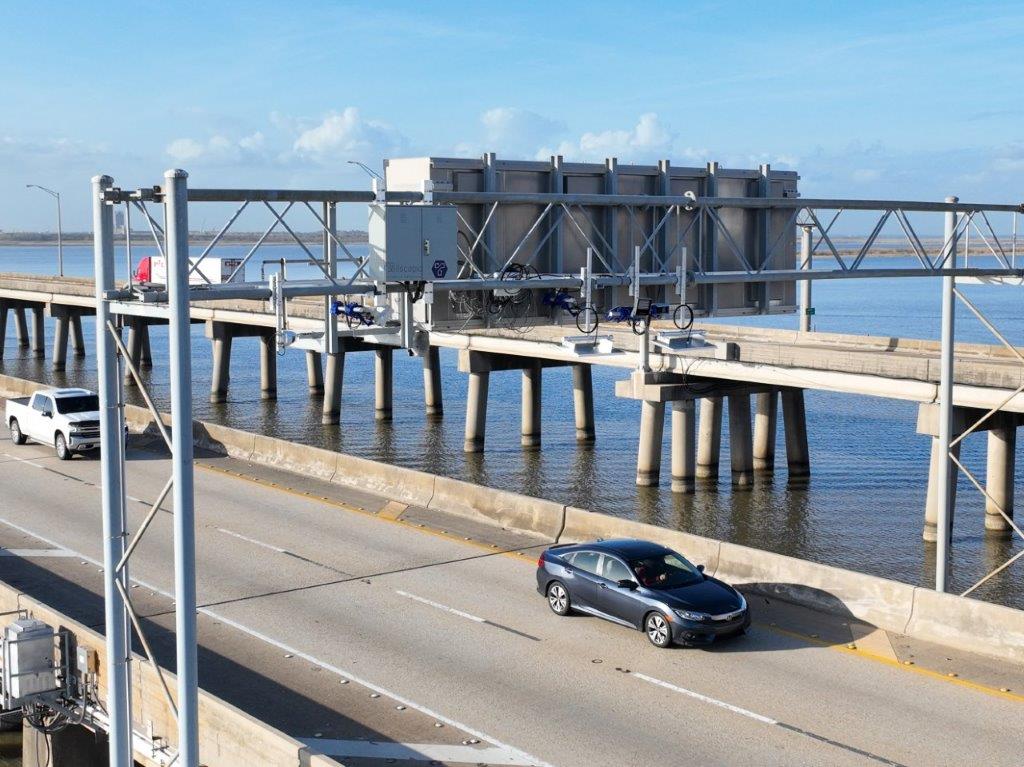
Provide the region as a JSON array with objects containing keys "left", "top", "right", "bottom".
[{"left": 536, "top": 538, "right": 749, "bottom": 647}]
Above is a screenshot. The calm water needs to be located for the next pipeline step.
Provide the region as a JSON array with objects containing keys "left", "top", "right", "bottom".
[{"left": 2, "top": 245, "right": 1023, "bottom": 609}]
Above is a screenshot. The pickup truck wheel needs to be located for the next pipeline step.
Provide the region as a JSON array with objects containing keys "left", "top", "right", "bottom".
[
  {"left": 55, "top": 432, "right": 71, "bottom": 461},
  {"left": 9, "top": 419, "right": 26, "bottom": 445}
]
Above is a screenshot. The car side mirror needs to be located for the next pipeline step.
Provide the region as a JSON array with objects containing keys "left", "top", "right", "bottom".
[
  {"left": 617, "top": 579, "right": 639, "bottom": 590},
  {"left": 41, "top": 410, "right": 52, "bottom": 418},
  {"left": 696, "top": 564, "right": 705, "bottom": 573}
]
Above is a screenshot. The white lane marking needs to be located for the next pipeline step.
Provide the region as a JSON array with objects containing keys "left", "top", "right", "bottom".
[
  {"left": 216, "top": 527, "right": 286, "bottom": 554},
  {"left": 2, "top": 452, "right": 47, "bottom": 469},
  {"left": 631, "top": 672, "right": 777, "bottom": 725},
  {"left": 301, "top": 738, "right": 535, "bottom": 765},
  {"left": 395, "top": 590, "right": 486, "bottom": 624},
  {"left": 0, "top": 548, "right": 78, "bottom": 558},
  {"left": 0, "top": 514, "right": 556, "bottom": 767}
]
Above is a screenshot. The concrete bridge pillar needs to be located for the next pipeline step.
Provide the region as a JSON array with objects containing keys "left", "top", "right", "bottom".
[
  {"left": 696, "top": 396, "right": 723, "bottom": 479},
  {"left": 572, "top": 364, "right": 596, "bottom": 443},
  {"left": 781, "top": 388, "right": 810, "bottom": 478},
  {"left": 985, "top": 424, "right": 1016, "bottom": 536},
  {"left": 753, "top": 390, "right": 778, "bottom": 472},
  {"left": 30, "top": 305, "right": 45, "bottom": 357},
  {"left": 924, "top": 436, "right": 961, "bottom": 543},
  {"left": 0, "top": 305, "right": 6, "bottom": 359},
  {"left": 636, "top": 400, "right": 665, "bottom": 486},
  {"left": 306, "top": 350, "right": 324, "bottom": 393},
  {"left": 464, "top": 371, "right": 489, "bottom": 452},
  {"left": 728, "top": 393, "right": 754, "bottom": 486},
  {"left": 51, "top": 313, "right": 70, "bottom": 371},
  {"left": 521, "top": 362, "right": 543, "bottom": 449},
  {"left": 140, "top": 323, "right": 152, "bottom": 368},
  {"left": 671, "top": 399, "right": 696, "bottom": 493},
  {"left": 322, "top": 352, "right": 345, "bottom": 424},
  {"left": 69, "top": 313, "right": 86, "bottom": 357},
  {"left": 209, "top": 332, "right": 232, "bottom": 403},
  {"left": 259, "top": 333, "right": 278, "bottom": 400},
  {"left": 423, "top": 346, "right": 444, "bottom": 417},
  {"left": 124, "top": 320, "right": 145, "bottom": 385},
  {"left": 375, "top": 347, "right": 393, "bottom": 421},
  {"left": 14, "top": 307, "right": 29, "bottom": 347}
]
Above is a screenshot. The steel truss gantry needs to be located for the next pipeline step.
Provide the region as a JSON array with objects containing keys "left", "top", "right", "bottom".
[{"left": 92, "top": 168, "right": 1023, "bottom": 766}]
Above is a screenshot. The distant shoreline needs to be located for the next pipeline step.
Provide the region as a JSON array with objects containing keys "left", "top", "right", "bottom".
[{"left": 0, "top": 233, "right": 368, "bottom": 247}]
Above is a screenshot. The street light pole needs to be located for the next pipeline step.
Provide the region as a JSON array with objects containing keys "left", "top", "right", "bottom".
[{"left": 26, "top": 183, "right": 63, "bottom": 276}]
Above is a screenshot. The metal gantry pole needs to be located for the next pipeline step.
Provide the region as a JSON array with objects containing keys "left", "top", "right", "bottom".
[
  {"left": 93, "top": 174, "right": 133, "bottom": 766},
  {"left": 799, "top": 224, "right": 813, "bottom": 332},
  {"left": 56, "top": 191, "right": 64, "bottom": 277},
  {"left": 165, "top": 169, "right": 200, "bottom": 765},
  {"left": 936, "top": 196, "right": 959, "bottom": 592}
]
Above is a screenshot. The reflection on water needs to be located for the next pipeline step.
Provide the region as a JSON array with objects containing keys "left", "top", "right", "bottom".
[{"left": 1, "top": 246, "right": 1022, "bottom": 608}]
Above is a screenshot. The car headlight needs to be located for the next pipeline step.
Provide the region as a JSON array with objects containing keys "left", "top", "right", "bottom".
[
  {"left": 68, "top": 426, "right": 82, "bottom": 434},
  {"left": 673, "top": 609, "right": 710, "bottom": 622},
  {"left": 737, "top": 594, "right": 747, "bottom": 612}
]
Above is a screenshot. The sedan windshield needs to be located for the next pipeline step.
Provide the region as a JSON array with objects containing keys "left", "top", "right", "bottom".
[
  {"left": 55, "top": 395, "right": 99, "bottom": 414},
  {"left": 630, "top": 553, "right": 703, "bottom": 589}
]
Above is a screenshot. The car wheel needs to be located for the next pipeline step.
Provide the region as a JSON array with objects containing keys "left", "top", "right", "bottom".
[
  {"left": 55, "top": 432, "right": 71, "bottom": 461},
  {"left": 9, "top": 419, "right": 26, "bottom": 445},
  {"left": 546, "top": 581, "right": 571, "bottom": 616},
  {"left": 645, "top": 612, "right": 672, "bottom": 648}
]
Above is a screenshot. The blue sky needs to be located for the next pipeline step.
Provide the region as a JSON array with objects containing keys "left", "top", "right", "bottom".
[{"left": 1, "top": 1, "right": 1022, "bottom": 231}]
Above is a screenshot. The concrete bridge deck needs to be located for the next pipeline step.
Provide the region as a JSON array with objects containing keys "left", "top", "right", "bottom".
[{"left": 1, "top": 407, "right": 1023, "bottom": 766}]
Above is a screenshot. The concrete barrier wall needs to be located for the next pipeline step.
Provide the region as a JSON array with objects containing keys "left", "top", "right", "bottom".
[{"left": 2, "top": 372, "right": 1022, "bottom": 665}]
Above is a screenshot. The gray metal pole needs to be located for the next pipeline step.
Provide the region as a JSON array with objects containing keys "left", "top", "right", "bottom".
[
  {"left": 936, "top": 196, "right": 959, "bottom": 593},
  {"left": 93, "top": 174, "right": 132, "bottom": 766},
  {"left": 56, "top": 192, "right": 63, "bottom": 277},
  {"left": 165, "top": 169, "right": 199, "bottom": 765},
  {"left": 799, "top": 224, "right": 813, "bottom": 332}
]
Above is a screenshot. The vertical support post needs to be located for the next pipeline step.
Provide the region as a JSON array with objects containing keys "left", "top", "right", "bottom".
[
  {"left": 375, "top": 347, "right": 393, "bottom": 421},
  {"left": 165, "top": 168, "right": 199, "bottom": 767},
  {"left": 306, "top": 351, "right": 324, "bottom": 393},
  {"left": 604, "top": 157, "right": 619, "bottom": 267},
  {"left": 483, "top": 152, "right": 498, "bottom": 273},
  {"left": 671, "top": 399, "right": 696, "bottom": 493},
  {"left": 0, "top": 305, "right": 6, "bottom": 359},
  {"left": 799, "top": 224, "right": 813, "bottom": 332},
  {"left": 753, "top": 390, "right": 778, "bottom": 472},
  {"left": 521, "top": 362, "right": 542, "bottom": 449},
  {"left": 756, "top": 163, "right": 771, "bottom": 312},
  {"left": 93, "top": 174, "right": 131, "bottom": 767},
  {"left": 704, "top": 162, "right": 720, "bottom": 315},
  {"left": 924, "top": 436, "right": 961, "bottom": 542},
  {"left": 31, "top": 305, "right": 45, "bottom": 356},
  {"left": 728, "top": 393, "right": 754, "bottom": 486},
  {"left": 636, "top": 400, "right": 665, "bottom": 486},
  {"left": 549, "top": 155, "right": 564, "bottom": 272},
  {"left": 781, "top": 388, "right": 810, "bottom": 478},
  {"left": 14, "top": 307, "right": 29, "bottom": 347},
  {"left": 322, "top": 351, "right": 344, "bottom": 424},
  {"left": 259, "top": 333, "right": 278, "bottom": 400},
  {"left": 935, "top": 197, "right": 958, "bottom": 593},
  {"left": 696, "top": 396, "right": 723, "bottom": 479},
  {"left": 139, "top": 323, "right": 152, "bottom": 368},
  {"left": 124, "top": 321, "right": 143, "bottom": 386},
  {"left": 423, "top": 346, "right": 444, "bottom": 417},
  {"left": 984, "top": 423, "right": 1015, "bottom": 535},
  {"left": 464, "top": 371, "right": 489, "bottom": 452},
  {"left": 51, "top": 312, "right": 69, "bottom": 370},
  {"left": 209, "top": 328, "right": 232, "bottom": 404},
  {"left": 572, "top": 364, "right": 596, "bottom": 443},
  {"left": 70, "top": 313, "right": 85, "bottom": 356},
  {"left": 323, "top": 201, "right": 339, "bottom": 356}
]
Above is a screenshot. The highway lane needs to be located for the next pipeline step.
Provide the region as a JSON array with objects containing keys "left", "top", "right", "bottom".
[{"left": 0, "top": 428, "right": 1021, "bottom": 766}]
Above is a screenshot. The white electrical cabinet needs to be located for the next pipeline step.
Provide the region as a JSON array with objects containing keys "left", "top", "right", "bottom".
[
  {"left": 367, "top": 204, "right": 457, "bottom": 282},
  {"left": 3, "top": 618, "right": 56, "bottom": 704}
]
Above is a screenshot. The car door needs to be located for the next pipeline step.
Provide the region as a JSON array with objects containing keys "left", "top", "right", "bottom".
[
  {"left": 565, "top": 550, "right": 603, "bottom": 609},
  {"left": 595, "top": 555, "right": 648, "bottom": 627},
  {"left": 28, "top": 394, "right": 52, "bottom": 441}
]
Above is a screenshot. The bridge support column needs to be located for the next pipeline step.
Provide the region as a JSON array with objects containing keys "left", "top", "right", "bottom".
[
  {"left": 51, "top": 313, "right": 70, "bottom": 371},
  {"left": 781, "top": 388, "right": 810, "bottom": 478},
  {"left": 728, "top": 393, "right": 754, "bottom": 486},
  {"left": 521, "top": 362, "right": 542, "bottom": 449},
  {"left": 753, "top": 390, "right": 778, "bottom": 472},
  {"left": 0, "top": 305, "right": 6, "bottom": 358},
  {"left": 140, "top": 323, "right": 152, "bottom": 368},
  {"left": 572, "top": 364, "right": 596, "bottom": 443},
  {"left": 924, "top": 436, "right": 961, "bottom": 543},
  {"left": 124, "top": 320, "right": 145, "bottom": 386},
  {"left": 14, "top": 307, "right": 29, "bottom": 347},
  {"left": 306, "top": 350, "right": 324, "bottom": 393},
  {"left": 985, "top": 424, "right": 1016, "bottom": 536},
  {"left": 31, "top": 305, "right": 45, "bottom": 357},
  {"left": 209, "top": 333, "right": 232, "bottom": 403},
  {"left": 259, "top": 333, "right": 277, "bottom": 400},
  {"left": 464, "top": 371, "right": 489, "bottom": 452},
  {"left": 375, "top": 347, "right": 393, "bottom": 421},
  {"left": 696, "top": 396, "right": 723, "bottom": 479},
  {"left": 423, "top": 346, "right": 443, "bottom": 417},
  {"left": 322, "top": 352, "right": 344, "bottom": 424},
  {"left": 671, "top": 400, "right": 696, "bottom": 493},
  {"left": 70, "top": 313, "right": 85, "bottom": 357},
  {"left": 636, "top": 400, "right": 665, "bottom": 486}
]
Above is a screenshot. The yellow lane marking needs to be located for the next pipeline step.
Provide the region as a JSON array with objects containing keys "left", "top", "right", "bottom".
[
  {"left": 195, "top": 459, "right": 1021, "bottom": 705},
  {"left": 378, "top": 501, "right": 409, "bottom": 521}
]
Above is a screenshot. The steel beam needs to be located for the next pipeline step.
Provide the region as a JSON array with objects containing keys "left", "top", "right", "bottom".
[{"left": 935, "top": 197, "right": 958, "bottom": 593}]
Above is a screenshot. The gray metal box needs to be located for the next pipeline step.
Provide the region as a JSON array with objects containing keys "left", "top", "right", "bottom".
[
  {"left": 367, "top": 204, "right": 457, "bottom": 282},
  {"left": 3, "top": 618, "right": 55, "bottom": 704}
]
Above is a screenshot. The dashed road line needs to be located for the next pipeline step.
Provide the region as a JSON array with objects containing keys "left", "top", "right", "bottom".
[
  {"left": 301, "top": 738, "right": 536, "bottom": 765},
  {"left": 395, "top": 590, "right": 541, "bottom": 641}
]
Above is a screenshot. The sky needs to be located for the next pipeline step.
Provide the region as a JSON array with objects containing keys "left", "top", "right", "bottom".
[{"left": 1, "top": 1, "right": 1022, "bottom": 232}]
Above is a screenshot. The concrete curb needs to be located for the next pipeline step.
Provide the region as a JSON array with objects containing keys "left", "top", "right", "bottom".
[{"left": 2, "top": 372, "right": 1022, "bottom": 666}]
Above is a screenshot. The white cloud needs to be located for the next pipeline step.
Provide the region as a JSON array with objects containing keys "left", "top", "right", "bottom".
[
  {"left": 542, "top": 113, "right": 682, "bottom": 163},
  {"left": 474, "top": 107, "right": 563, "bottom": 158},
  {"left": 292, "top": 108, "right": 408, "bottom": 162},
  {"left": 165, "top": 132, "right": 266, "bottom": 165}
]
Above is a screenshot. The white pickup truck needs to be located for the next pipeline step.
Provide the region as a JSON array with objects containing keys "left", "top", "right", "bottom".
[{"left": 6, "top": 388, "right": 103, "bottom": 460}]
